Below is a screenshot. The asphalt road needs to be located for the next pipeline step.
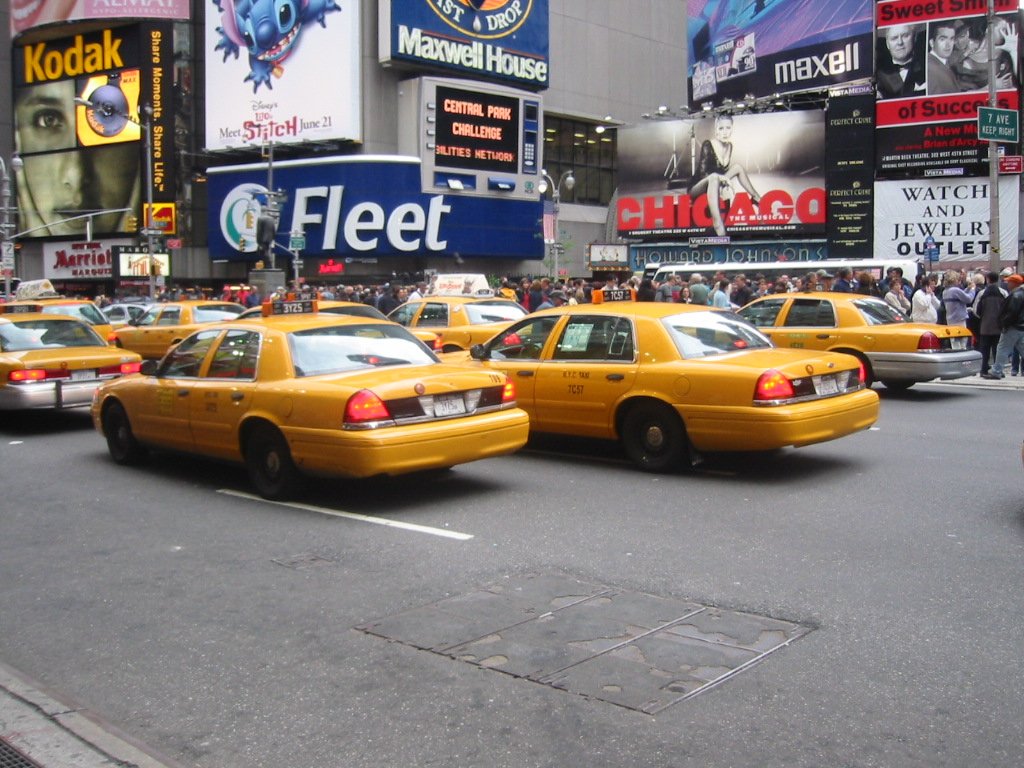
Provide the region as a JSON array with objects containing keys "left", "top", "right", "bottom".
[{"left": 1, "top": 382, "right": 1022, "bottom": 768}]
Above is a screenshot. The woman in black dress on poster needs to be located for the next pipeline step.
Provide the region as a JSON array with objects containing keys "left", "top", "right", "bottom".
[{"left": 687, "top": 114, "right": 762, "bottom": 236}]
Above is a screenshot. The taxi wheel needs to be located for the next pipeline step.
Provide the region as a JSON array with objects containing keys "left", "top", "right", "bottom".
[
  {"left": 881, "top": 379, "right": 915, "bottom": 391},
  {"left": 620, "top": 401, "right": 686, "bottom": 473},
  {"left": 103, "top": 402, "right": 148, "bottom": 465},
  {"left": 442, "top": 344, "right": 463, "bottom": 353},
  {"left": 245, "top": 426, "right": 301, "bottom": 500}
]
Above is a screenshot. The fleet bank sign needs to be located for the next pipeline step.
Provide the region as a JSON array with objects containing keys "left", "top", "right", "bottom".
[
  {"left": 207, "top": 157, "right": 543, "bottom": 261},
  {"left": 379, "top": 0, "right": 549, "bottom": 88}
]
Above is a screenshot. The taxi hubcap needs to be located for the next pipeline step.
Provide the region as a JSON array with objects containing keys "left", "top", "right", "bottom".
[
  {"left": 644, "top": 425, "right": 665, "bottom": 450},
  {"left": 265, "top": 451, "right": 281, "bottom": 476}
]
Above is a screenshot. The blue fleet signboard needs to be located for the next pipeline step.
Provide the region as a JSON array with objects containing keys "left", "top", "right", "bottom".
[
  {"left": 207, "top": 156, "right": 544, "bottom": 261},
  {"left": 379, "top": 0, "right": 549, "bottom": 89}
]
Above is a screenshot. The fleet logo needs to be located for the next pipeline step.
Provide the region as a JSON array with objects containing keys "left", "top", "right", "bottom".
[
  {"left": 219, "top": 184, "right": 268, "bottom": 252},
  {"left": 427, "top": 0, "right": 532, "bottom": 38}
]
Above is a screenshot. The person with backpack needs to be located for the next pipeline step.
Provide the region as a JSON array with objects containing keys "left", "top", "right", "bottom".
[{"left": 989, "top": 274, "right": 1024, "bottom": 379}]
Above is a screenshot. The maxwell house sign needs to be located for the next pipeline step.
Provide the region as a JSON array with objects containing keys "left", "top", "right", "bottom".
[
  {"left": 207, "top": 157, "right": 543, "bottom": 261},
  {"left": 379, "top": 0, "right": 549, "bottom": 89}
]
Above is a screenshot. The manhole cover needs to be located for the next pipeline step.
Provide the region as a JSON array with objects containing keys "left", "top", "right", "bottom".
[{"left": 356, "top": 573, "right": 810, "bottom": 714}]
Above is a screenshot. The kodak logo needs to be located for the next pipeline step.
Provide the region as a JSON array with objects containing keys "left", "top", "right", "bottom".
[{"left": 23, "top": 29, "right": 124, "bottom": 84}]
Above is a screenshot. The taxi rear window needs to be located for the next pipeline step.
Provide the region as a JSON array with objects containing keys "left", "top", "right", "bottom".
[
  {"left": 0, "top": 319, "right": 105, "bottom": 351},
  {"left": 194, "top": 305, "right": 244, "bottom": 322},
  {"left": 40, "top": 302, "right": 107, "bottom": 327},
  {"left": 464, "top": 302, "right": 527, "bottom": 324},
  {"left": 288, "top": 324, "right": 437, "bottom": 377},
  {"left": 663, "top": 311, "right": 772, "bottom": 358}
]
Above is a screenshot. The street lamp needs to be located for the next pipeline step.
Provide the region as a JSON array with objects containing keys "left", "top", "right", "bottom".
[
  {"left": 0, "top": 155, "right": 23, "bottom": 300},
  {"left": 538, "top": 169, "right": 575, "bottom": 280},
  {"left": 75, "top": 96, "right": 159, "bottom": 299}
]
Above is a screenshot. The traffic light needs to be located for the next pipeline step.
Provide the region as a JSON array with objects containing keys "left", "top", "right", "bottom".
[{"left": 256, "top": 214, "right": 277, "bottom": 260}]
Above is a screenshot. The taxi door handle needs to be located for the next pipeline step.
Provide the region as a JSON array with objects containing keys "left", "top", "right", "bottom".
[
  {"left": 517, "top": 370, "right": 534, "bottom": 377},
  {"left": 177, "top": 389, "right": 189, "bottom": 397},
  {"left": 231, "top": 392, "right": 245, "bottom": 401},
  {"left": 816, "top": 334, "right": 832, "bottom": 339},
  {"left": 606, "top": 373, "right": 625, "bottom": 381}
]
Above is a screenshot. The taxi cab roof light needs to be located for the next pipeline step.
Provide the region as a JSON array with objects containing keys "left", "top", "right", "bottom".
[
  {"left": 345, "top": 389, "right": 392, "bottom": 424},
  {"left": 262, "top": 298, "right": 318, "bottom": 317},
  {"left": 14, "top": 279, "right": 61, "bottom": 301},
  {"left": 917, "top": 332, "right": 941, "bottom": 351},
  {"left": 754, "top": 370, "right": 795, "bottom": 402}
]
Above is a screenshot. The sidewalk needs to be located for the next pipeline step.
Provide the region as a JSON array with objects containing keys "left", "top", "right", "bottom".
[
  {"left": 940, "top": 371, "right": 1024, "bottom": 391},
  {"left": 0, "top": 662, "right": 187, "bottom": 768}
]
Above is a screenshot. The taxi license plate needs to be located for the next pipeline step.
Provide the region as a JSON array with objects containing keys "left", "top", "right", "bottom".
[
  {"left": 813, "top": 374, "right": 840, "bottom": 396},
  {"left": 951, "top": 337, "right": 967, "bottom": 350},
  {"left": 70, "top": 369, "right": 94, "bottom": 381},
  {"left": 434, "top": 394, "right": 466, "bottom": 417}
]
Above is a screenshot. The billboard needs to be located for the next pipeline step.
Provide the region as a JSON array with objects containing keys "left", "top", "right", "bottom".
[
  {"left": 203, "top": 0, "right": 361, "bottom": 150},
  {"left": 875, "top": 0, "right": 1021, "bottom": 178},
  {"left": 10, "top": 0, "right": 190, "bottom": 38},
  {"left": 687, "top": 0, "right": 872, "bottom": 106},
  {"left": 397, "top": 76, "right": 542, "bottom": 201},
  {"left": 826, "top": 86, "right": 875, "bottom": 259},
  {"left": 206, "top": 156, "right": 544, "bottom": 261},
  {"left": 12, "top": 24, "right": 174, "bottom": 240},
  {"left": 874, "top": 176, "right": 1018, "bottom": 264},
  {"left": 379, "top": 0, "right": 549, "bottom": 89},
  {"left": 615, "top": 111, "right": 826, "bottom": 239}
]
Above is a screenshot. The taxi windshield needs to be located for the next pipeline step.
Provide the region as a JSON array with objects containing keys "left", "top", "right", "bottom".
[
  {"left": 0, "top": 319, "right": 105, "bottom": 351},
  {"left": 662, "top": 311, "right": 772, "bottom": 358},
  {"left": 854, "top": 298, "right": 907, "bottom": 325},
  {"left": 40, "top": 302, "right": 107, "bottom": 326},
  {"left": 464, "top": 302, "right": 527, "bottom": 325},
  {"left": 289, "top": 323, "right": 438, "bottom": 376}
]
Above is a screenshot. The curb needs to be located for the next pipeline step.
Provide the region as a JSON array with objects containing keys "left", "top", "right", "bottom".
[{"left": 0, "top": 661, "right": 191, "bottom": 768}]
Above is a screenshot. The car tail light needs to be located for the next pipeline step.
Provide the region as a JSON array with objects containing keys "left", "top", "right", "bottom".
[
  {"left": 917, "top": 332, "right": 941, "bottom": 351},
  {"left": 856, "top": 360, "right": 867, "bottom": 384},
  {"left": 345, "top": 389, "right": 392, "bottom": 423},
  {"left": 432, "top": 336, "right": 443, "bottom": 352},
  {"left": 502, "top": 377, "right": 516, "bottom": 403},
  {"left": 9, "top": 368, "right": 68, "bottom": 383},
  {"left": 98, "top": 362, "right": 142, "bottom": 376},
  {"left": 754, "top": 370, "right": 795, "bottom": 401},
  {"left": 107, "top": 331, "right": 118, "bottom": 343}
]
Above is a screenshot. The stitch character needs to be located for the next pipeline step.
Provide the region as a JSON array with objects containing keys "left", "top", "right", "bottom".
[{"left": 213, "top": 0, "right": 340, "bottom": 92}]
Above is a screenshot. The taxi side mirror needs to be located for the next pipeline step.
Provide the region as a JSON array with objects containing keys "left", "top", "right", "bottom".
[
  {"left": 470, "top": 344, "right": 489, "bottom": 361},
  {"left": 140, "top": 359, "right": 159, "bottom": 376}
]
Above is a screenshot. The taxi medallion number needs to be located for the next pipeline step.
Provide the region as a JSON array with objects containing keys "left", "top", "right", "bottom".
[{"left": 433, "top": 394, "right": 466, "bottom": 417}]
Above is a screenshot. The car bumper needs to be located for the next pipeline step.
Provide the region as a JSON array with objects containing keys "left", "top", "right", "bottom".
[
  {"left": 683, "top": 388, "right": 879, "bottom": 452},
  {"left": 868, "top": 350, "right": 982, "bottom": 382},
  {"left": 284, "top": 407, "right": 531, "bottom": 478},
  {"left": 0, "top": 380, "right": 103, "bottom": 410}
]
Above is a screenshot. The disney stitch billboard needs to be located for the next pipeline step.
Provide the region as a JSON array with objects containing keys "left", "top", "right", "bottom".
[{"left": 203, "top": 0, "right": 361, "bottom": 150}]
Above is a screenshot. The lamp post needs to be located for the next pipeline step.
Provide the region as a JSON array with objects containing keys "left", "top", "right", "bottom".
[
  {"left": 76, "top": 97, "right": 158, "bottom": 298},
  {"left": 0, "top": 155, "right": 21, "bottom": 300},
  {"left": 538, "top": 169, "right": 575, "bottom": 280}
]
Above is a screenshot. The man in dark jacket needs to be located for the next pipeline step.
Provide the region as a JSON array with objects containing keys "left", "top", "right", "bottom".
[
  {"left": 977, "top": 272, "right": 1008, "bottom": 379},
  {"left": 990, "top": 274, "right": 1024, "bottom": 378}
]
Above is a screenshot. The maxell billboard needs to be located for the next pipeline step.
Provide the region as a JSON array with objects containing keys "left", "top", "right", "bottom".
[
  {"left": 687, "top": 0, "right": 872, "bottom": 106},
  {"left": 203, "top": 0, "right": 361, "bottom": 150},
  {"left": 615, "top": 111, "right": 826, "bottom": 240},
  {"left": 875, "top": 0, "right": 1021, "bottom": 178},
  {"left": 12, "top": 23, "right": 175, "bottom": 241},
  {"left": 379, "top": 0, "right": 550, "bottom": 89}
]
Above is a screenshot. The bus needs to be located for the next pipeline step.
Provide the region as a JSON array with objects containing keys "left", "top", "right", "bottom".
[{"left": 646, "top": 258, "right": 925, "bottom": 288}]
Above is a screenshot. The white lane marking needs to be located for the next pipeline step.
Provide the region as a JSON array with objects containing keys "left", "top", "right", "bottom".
[{"left": 216, "top": 489, "right": 474, "bottom": 541}]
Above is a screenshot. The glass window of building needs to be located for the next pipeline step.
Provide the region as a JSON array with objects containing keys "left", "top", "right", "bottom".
[{"left": 542, "top": 116, "right": 617, "bottom": 206}]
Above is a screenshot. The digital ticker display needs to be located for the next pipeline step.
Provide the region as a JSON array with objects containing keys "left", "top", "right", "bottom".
[{"left": 434, "top": 85, "right": 520, "bottom": 174}]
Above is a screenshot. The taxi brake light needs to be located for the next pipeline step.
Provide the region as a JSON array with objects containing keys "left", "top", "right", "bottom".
[
  {"left": 917, "top": 332, "right": 941, "bottom": 351},
  {"left": 502, "top": 378, "right": 516, "bottom": 403},
  {"left": 345, "top": 389, "right": 392, "bottom": 423},
  {"left": 432, "top": 336, "right": 443, "bottom": 352},
  {"left": 9, "top": 368, "right": 68, "bottom": 383},
  {"left": 856, "top": 360, "right": 867, "bottom": 384},
  {"left": 754, "top": 370, "right": 795, "bottom": 401},
  {"left": 97, "top": 362, "right": 143, "bottom": 375}
]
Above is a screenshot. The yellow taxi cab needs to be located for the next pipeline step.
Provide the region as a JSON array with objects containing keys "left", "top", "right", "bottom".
[
  {"left": 113, "top": 299, "right": 244, "bottom": 359},
  {"left": 464, "top": 300, "right": 879, "bottom": 471},
  {"left": 92, "top": 298, "right": 530, "bottom": 499},
  {"left": 388, "top": 295, "right": 527, "bottom": 352},
  {"left": 737, "top": 291, "right": 982, "bottom": 389},
  {"left": 237, "top": 299, "right": 443, "bottom": 351},
  {"left": 0, "top": 310, "right": 142, "bottom": 410},
  {"left": 4, "top": 279, "right": 116, "bottom": 344}
]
